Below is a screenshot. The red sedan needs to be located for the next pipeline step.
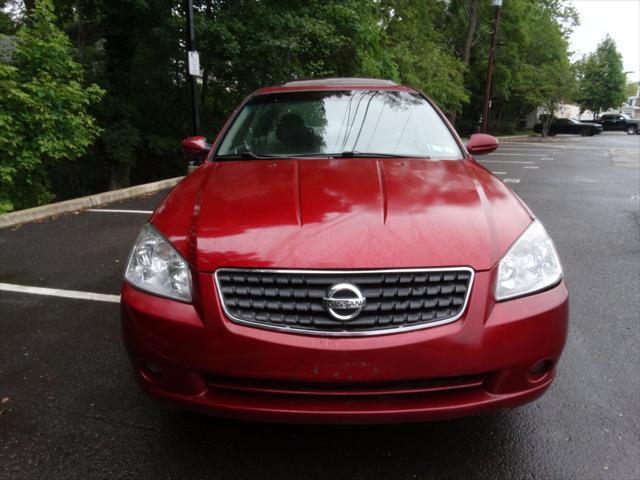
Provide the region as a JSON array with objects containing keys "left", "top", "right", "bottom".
[{"left": 121, "top": 78, "right": 568, "bottom": 423}]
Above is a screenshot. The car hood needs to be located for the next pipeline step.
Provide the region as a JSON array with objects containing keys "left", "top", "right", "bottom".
[{"left": 152, "top": 158, "right": 532, "bottom": 272}]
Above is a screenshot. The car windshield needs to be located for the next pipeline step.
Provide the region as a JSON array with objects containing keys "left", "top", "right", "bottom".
[{"left": 216, "top": 90, "right": 463, "bottom": 159}]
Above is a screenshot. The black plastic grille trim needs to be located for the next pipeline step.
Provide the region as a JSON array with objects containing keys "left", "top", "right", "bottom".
[
  {"left": 205, "top": 373, "right": 486, "bottom": 397},
  {"left": 215, "top": 268, "right": 474, "bottom": 336}
]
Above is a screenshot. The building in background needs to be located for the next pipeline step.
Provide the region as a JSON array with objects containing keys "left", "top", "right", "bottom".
[{"left": 620, "top": 82, "right": 640, "bottom": 119}]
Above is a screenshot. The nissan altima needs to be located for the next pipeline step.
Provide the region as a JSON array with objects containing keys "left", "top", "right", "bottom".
[{"left": 121, "top": 78, "right": 568, "bottom": 423}]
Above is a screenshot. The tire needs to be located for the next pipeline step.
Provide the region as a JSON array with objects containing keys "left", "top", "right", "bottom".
[
  {"left": 580, "top": 128, "right": 587, "bottom": 136},
  {"left": 626, "top": 125, "right": 638, "bottom": 135},
  {"left": 549, "top": 132, "right": 556, "bottom": 137}
]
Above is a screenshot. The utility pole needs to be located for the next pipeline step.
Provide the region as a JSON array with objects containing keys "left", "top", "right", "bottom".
[
  {"left": 185, "top": 0, "right": 200, "bottom": 136},
  {"left": 481, "top": 0, "right": 503, "bottom": 133}
]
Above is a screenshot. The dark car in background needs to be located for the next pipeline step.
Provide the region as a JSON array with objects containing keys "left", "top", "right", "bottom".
[
  {"left": 592, "top": 113, "right": 639, "bottom": 134},
  {"left": 534, "top": 117, "right": 603, "bottom": 137}
]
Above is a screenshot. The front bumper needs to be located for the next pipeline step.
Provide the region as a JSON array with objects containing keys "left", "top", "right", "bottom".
[{"left": 121, "top": 271, "right": 568, "bottom": 424}]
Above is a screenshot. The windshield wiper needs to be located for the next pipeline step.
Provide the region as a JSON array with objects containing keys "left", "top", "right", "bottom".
[
  {"left": 216, "top": 151, "right": 431, "bottom": 160},
  {"left": 279, "top": 152, "right": 333, "bottom": 157},
  {"left": 216, "top": 151, "right": 277, "bottom": 160},
  {"left": 337, "top": 151, "right": 430, "bottom": 159}
]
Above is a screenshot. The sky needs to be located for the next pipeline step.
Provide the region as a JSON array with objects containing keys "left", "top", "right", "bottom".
[{"left": 569, "top": 0, "right": 640, "bottom": 82}]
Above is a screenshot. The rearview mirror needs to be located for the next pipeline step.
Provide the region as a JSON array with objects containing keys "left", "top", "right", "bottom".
[
  {"left": 181, "top": 136, "right": 211, "bottom": 157},
  {"left": 467, "top": 133, "right": 499, "bottom": 155}
]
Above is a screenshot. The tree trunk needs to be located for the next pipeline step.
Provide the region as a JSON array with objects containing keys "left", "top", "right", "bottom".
[
  {"left": 200, "top": 68, "right": 208, "bottom": 107},
  {"left": 450, "top": 0, "right": 479, "bottom": 126},
  {"left": 23, "top": 0, "right": 36, "bottom": 14},
  {"left": 462, "top": 0, "right": 480, "bottom": 66},
  {"left": 77, "top": 14, "right": 86, "bottom": 60}
]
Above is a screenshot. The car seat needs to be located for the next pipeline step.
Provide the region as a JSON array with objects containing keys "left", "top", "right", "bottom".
[{"left": 275, "top": 113, "right": 316, "bottom": 153}]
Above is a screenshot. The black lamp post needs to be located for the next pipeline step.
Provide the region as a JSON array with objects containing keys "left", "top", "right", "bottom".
[
  {"left": 481, "top": 0, "right": 503, "bottom": 133},
  {"left": 185, "top": 0, "right": 200, "bottom": 136}
]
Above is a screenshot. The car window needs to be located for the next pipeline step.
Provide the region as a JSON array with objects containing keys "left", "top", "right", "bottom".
[
  {"left": 216, "top": 90, "right": 463, "bottom": 159},
  {"left": 555, "top": 118, "right": 570, "bottom": 125}
]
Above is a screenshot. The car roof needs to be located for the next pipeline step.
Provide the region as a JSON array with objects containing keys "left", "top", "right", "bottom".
[
  {"left": 254, "top": 77, "right": 415, "bottom": 95},
  {"left": 282, "top": 77, "right": 397, "bottom": 87}
]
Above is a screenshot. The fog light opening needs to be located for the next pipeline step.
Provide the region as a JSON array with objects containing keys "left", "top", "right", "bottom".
[{"left": 528, "top": 359, "right": 554, "bottom": 382}]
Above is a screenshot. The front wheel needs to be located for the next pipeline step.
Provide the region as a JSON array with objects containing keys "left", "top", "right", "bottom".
[{"left": 626, "top": 125, "right": 638, "bottom": 135}]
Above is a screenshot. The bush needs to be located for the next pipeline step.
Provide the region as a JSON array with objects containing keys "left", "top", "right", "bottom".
[{"left": 0, "top": 0, "right": 103, "bottom": 213}]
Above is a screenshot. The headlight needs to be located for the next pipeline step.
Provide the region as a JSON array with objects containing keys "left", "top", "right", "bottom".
[
  {"left": 496, "top": 220, "right": 562, "bottom": 301},
  {"left": 124, "top": 224, "right": 192, "bottom": 302}
]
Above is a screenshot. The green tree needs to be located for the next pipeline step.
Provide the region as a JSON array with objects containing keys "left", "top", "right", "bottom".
[
  {"left": 537, "top": 59, "right": 575, "bottom": 137},
  {"left": 454, "top": 0, "right": 578, "bottom": 134},
  {"left": 575, "top": 35, "right": 627, "bottom": 119},
  {"left": 0, "top": 2, "right": 16, "bottom": 35},
  {"left": 195, "top": 0, "right": 395, "bottom": 129},
  {"left": 379, "top": 0, "right": 468, "bottom": 114},
  {"left": 0, "top": 0, "right": 583, "bottom": 204},
  {"left": 624, "top": 80, "right": 638, "bottom": 98},
  {"left": 0, "top": 0, "right": 102, "bottom": 212}
]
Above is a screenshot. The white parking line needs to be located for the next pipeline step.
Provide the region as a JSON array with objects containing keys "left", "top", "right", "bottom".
[
  {"left": 490, "top": 153, "right": 546, "bottom": 157},
  {"left": 88, "top": 209, "right": 153, "bottom": 214},
  {"left": 479, "top": 160, "right": 536, "bottom": 164},
  {"left": 506, "top": 142, "right": 605, "bottom": 152},
  {"left": 498, "top": 148, "right": 558, "bottom": 153},
  {"left": 501, "top": 142, "right": 558, "bottom": 147},
  {"left": 523, "top": 166, "right": 539, "bottom": 169},
  {"left": 503, "top": 178, "right": 521, "bottom": 184},
  {"left": 491, "top": 171, "right": 507, "bottom": 175},
  {"left": 0, "top": 283, "right": 120, "bottom": 303}
]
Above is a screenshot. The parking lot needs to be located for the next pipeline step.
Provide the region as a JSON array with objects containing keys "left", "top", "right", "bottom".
[{"left": 1, "top": 133, "right": 639, "bottom": 479}]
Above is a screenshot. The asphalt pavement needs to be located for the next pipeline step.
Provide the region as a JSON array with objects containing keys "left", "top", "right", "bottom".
[{"left": 1, "top": 133, "right": 639, "bottom": 480}]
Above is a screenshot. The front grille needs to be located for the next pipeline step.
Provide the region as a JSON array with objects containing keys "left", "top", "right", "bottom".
[{"left": 215, "top": 268, "right": 473, "bottom": 336}]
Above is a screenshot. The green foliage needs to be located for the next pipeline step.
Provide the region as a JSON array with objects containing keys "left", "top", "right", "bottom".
[
  {"left": 0, "top": 0, "right": 102, "bottom": 212},
  {"left": 195, "top": 0, "right": 395, "bottom": 126},
  {"left": 0, "top": 1, "right": 18, "bottom": 34},
  {"left": 380, "top": 0, "right": 468, "bottom": 113},
  {"left": 625, "top": 81, "right": 639, "bottom": 98},
  {"left": 0, "top": 0, "right": 582, "bottom": 208},
  {"left": 455, "top": 0, "right": 577, "bottom": 134},
  {"left": 575, "top": 36, "right": 628, "bottom": 118}
]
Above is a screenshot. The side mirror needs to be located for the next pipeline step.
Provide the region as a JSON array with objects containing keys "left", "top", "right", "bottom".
[
  {"left": 467, "top": 133, "right": 499, "bottom": 155},
  {"left": 181, "top": 136, "right": 211, "bottom": 157}
]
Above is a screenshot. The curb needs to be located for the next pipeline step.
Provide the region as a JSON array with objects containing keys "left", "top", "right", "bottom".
[{"left": 0, "top": 176, "right": 183, "bottom": 229}]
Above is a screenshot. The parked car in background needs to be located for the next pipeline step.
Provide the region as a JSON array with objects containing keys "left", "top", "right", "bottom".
[
  {"left": 121, "top": 78, "right": 568, "bottom": 424},
  {"left": 534, "top": 117, "right": 603, "bottom": 137},
  {"left": 588, "top": 113, "right": 639, "bottom": 134}
]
